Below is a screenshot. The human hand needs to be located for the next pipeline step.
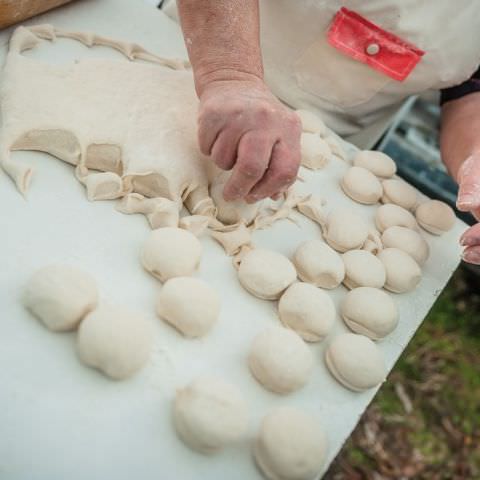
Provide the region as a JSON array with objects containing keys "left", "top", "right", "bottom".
[
  {"left": 197, "top": 76, "right": 302, "bottom": 203},
  {"left": 457, "top": 153, "right": 480, "bottom": 264}
]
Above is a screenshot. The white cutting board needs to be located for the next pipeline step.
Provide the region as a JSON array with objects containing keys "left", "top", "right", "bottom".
[{"left": 0, "top": 1, "right": 465, "bottom": 479}]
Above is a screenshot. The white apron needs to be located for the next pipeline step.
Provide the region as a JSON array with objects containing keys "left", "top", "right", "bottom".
[{"left": 163, "top": 1, "right": 480, "bottom": 148}]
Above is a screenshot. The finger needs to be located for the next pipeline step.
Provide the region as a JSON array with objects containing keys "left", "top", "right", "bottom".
[
  {"left": 197, "top": 109, "right": 223, "bottom": 156},
  {"left": 460, "top": 222, "right": 480, "bottom": 247},
  {"left": 223, "top": 132, "right": 273, "bottom": 201},
  {"left": 245, "top": 141, "right": 300, "bottom": 202},
  {"left": 462, "top": 245, "right": 480, "bottom": 265},
  {"left": 210, "top": 128, "right": 241, "bottom": 171},
  {"left": 456, "top": 155, "right": 480, "bottom": 211}
]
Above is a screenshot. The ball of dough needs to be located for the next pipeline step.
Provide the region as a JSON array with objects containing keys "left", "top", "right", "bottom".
[
  {"left": 23, "top": 264, "right": 98, "bottom": 332},
  {"left": 156, "top": 277, "right": 220, "bottom": 337},
  {"left": 342, "top": 250, "right": 386, "bottom": 289},
  {"left": 325, "top": 333, "right": 386, "bottom": 391},
  {"left": 142, "top": 227, "right": 202, "bottom": 282},
  {"left": 210, "top": 181, "right": 260, "bottom": 225},
  {"left": 324, "top": 208, "right": 369, "bottom": 252},
  {"left": 375, "top": 203, "right": 417, "bottom": 233},
  {"left": 415, "top": 200, "right": 456, "bottom": 235},
  {"left": 353, "top": 150, "right": 397, "bottom": 178},
  {"left": 296, "top": 109, "right": 327, "bottom": 136},
  {"left": 77, "top": 304, "right": 154, "bottom": 379},
  {"left": 173, "top": 376, "right": 248, "bottom": 453},
  {"left": 341, "top": 287, "right": 399, "bottom": 340},
  {"left": 278, "top": 282, "right": 335, "bottom": 342},
  {"left": 300, "top": 132, "right": 331, "bottom": 170},
  {"left": 293, "top": 239, "right": 345, "bottom": 289},
  {"left": 377, "top": 248, "right": 422, "bottom": 293},
  {"left": 381, "top": 226, "right": 430, "bottom": 266},
  {"left": 341, "top": 166, "right": 383, "bottom": 204},
  {"left": 238, "top": 249, "right": 297, "bottom": 300},
  {"left": 254, "top": 407, "right": 327, "bottom": 480},
  {"left": 249, "top": 327, "right": 313, "bottom": 394},
  {"left": 381, "top": 179, "right": 418, "bottom": 211}
]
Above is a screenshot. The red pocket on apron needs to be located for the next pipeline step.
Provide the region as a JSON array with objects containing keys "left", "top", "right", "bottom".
[{"left": 327, "top": 7, "right": 425, "bottom": 82}]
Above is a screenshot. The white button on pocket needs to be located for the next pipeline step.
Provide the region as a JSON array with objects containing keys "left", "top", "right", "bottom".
[{"left": 366, "top": 43, "right": 380, "bottom": 55}]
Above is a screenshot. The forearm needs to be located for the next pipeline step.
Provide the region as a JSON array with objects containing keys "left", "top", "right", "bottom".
[
  {"left": 177, "top": 0, "right": 263, "bottom": 96},
  {"left": 440, "top": 92, "right": 480, "bottom": 182}
]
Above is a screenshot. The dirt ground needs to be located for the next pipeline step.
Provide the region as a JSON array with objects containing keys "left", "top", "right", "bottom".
[{"left": 325, "top": 266, "right": 480, "bottom": 480}]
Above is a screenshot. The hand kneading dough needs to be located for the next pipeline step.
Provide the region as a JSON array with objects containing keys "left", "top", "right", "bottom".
[
  {"left": 293, "top": 239, "right": 344, "bottom": 289},
  {"left": 142, "top": 227, "right": 202, "bottom": 282},
  {"left": 156, "top": 277, "right": 220, "bottom": 337},
  {"left": 238, "top": 249, "right": 297, "bottom": 300},
  {"left": 415, "top": 199, "right": 456, "bottom": 235},
  {"left": 342, "top": 250, "right": 386, "bottom": 289},
  {"left": 296, "top": 109, "right": 327, "bottom": 136},
  {"left": 77, "top": 304, "right": 153, "bottom": 379},
  {"left": 341, "top": 287, "right": 399, "bottom": 340},
  {"left": 377, "top": 248, "right": 422, "bottom": 293},
  {"left": 278, "top": 282, "right": 335, "bottom": 342},
  {"left": 23, "top": 265, "right": 98, "bottom": 332},
  {"left": 325, "top": 333, "right": 386, "bottom": 391},
  {"left": 324, "top": 208, "right": 369, "bottom": 252},
  {"left": 381, "top": 179, "right": 418, "bottom": 211},
  {"left": 249, "top": 327, "right": 313, "bottom": 394},
  {"left": 254, "top": 407, "right": 327, "bottom": 480},
  {"left": 173, "top": 376, "right": 248, "bottom": 453},
  {"left": 300, "top": 132, "right": 331, "bottom": 170},
  {"left": 375, "top": 203, "right": 417, "bottom": 233},
  {"left": 341, "top": 166, "right": 383, "bottom": 205},
  {"left": 381, "top": 226, "right": 430, "bottom": 266},
  {"left": 353, "top": 150, "right": 397, "bottom": 178}
]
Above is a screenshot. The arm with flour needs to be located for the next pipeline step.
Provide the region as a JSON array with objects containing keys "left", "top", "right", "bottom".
[
  {"left": 176, "top": 0, "right": 302, "bottom": 203},
  {"left": 440, "top": 91, "right": 480, "bottom": 264}
]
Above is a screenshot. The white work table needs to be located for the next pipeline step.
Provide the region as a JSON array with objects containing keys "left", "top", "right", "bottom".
[{"left": 0, "top": 1, "right": 465, "bottom": 479}]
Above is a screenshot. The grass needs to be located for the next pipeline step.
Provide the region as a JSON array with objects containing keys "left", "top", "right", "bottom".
[{"left": 325, "top": 266, "right": 480, "bottom": 479}]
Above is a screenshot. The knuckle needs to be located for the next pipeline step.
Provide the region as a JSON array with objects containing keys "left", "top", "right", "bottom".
[
  {"left": 275, "top": 163, "right": 299, "bottom": 184},
  {"left": 239, "top": 159, "right": 265, "bottom": 178}
]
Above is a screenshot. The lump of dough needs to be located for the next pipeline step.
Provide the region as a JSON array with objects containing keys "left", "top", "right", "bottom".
[
  {"left": 300, "top": 132, "right": 331, "bottom": 170},
  {"left": 156, "top": 277, "right": 220, "bottom": 337},
  {"left": 249, "top": 326, "right": 313, "bottom": 394},
  {"left": 77, "top": 304, "right": 153, "bottom": 379},
  {"left": 415, "top": 199, "right": 456, "bottom": 235},
  {"left": 381, "top": 179, "right": 418, "bottom": 211},
  {"left": 296, "top": 109, "right": 327, "bottom": 136},
  {"left": 325, "top": 333, "right": 386, "bottom": 391},
  {"left": 278, "top": 282, "right": 335, "bottom": 342},
  {"left": 342, "top": 250, "right": 386, "bottom": 289},
  {"left": 254, "top": 406, "right": 327, "bottom": 480},
  {"left": 381, "top": 226, "right": 430, "bottom": 266},
  {"left": 23, "top": 264, "right": 98, "bottom": 332},
  {"left": 377, "top": 248, "right": 422, "bottom": 293},
  {"left": 341, "top": 166, "right": 383, "bottom": 205},
  {"left": 210, "top": 181, "right": 260, "bottom": 225},
  {"left": 238, "top": 249, "right": 297, "bottom": 300},
  {"left": 341, "top": 287, "right": 399, "bottom": 340},
  {"left": 323, "top": 208, "right": 369, "bottom": 252},
  {"left": 375, "top": 203, "right": 417, "bottom": 233},
  {"left": 293, "top": 239, "right": 344, "bottom": 289},
  {"left": 353, "top": 150, "right": 397, "bottom": 178},
  {"left": 173, "top": 376, "right": 248, "bottom": 454},
  {"left": 142, "top": 227, "right": 202, "bottom": 282}
]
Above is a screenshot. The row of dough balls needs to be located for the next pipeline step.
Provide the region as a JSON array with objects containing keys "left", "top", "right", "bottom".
[
  {"left": 174, "top": 376, "right": 328, "bottom": 480},
  {"left": 341, "top": 150, "right": 456, "bottom": 234},
  {"left": 238, "top": 248, "right": 390, "bottom": 394},
  {"left": 22, "top": 265, "right": 154, "bottom": 379}
]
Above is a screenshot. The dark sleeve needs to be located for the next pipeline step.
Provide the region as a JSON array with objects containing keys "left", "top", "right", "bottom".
[{"left": 440, "top": 65, "right": 480, "bottom": 105}]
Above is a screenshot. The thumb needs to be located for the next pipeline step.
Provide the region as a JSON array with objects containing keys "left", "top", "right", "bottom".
[{"left": 456, "top": 154, "right": 480, "bottom": 211}]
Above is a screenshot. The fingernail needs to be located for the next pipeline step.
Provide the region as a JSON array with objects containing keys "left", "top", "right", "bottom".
[
  {"left": 457, "top": 194, "right": 475, "bottom": 209},
  {"left": 462, "top": 245, "right": 480, "bottom": 263}
]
